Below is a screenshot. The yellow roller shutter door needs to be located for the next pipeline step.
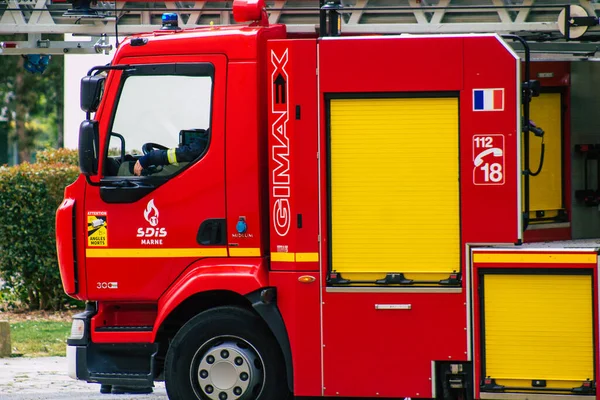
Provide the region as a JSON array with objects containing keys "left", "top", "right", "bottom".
[
  {"left": 329, "top": 97, "right": 459, "bottom": 281},
  {"left": 526, "top": 92, "right": 564, "bottom": 222},
  {"left": 483, "top": 273, "right": 594, "bottom": 391}
]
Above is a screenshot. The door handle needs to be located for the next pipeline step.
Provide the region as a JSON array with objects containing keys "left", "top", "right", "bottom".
[
  {"left": 197, "top": 219, "right": 226, "bottom": 245},
  {"left": 375, "top": 304, "right": 412, "bottom": 310}
]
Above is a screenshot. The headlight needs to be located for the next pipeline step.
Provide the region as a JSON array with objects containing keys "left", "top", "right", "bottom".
[{"left": 69, "top": 319, "right": 86, "bottom": 340}]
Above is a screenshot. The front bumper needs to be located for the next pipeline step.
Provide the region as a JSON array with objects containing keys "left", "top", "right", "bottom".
[
  {"left": 66, "top": 302, "right": 95, "bottom": 381},
  {"left": 66, "top": 340, "right": 157, "bottom": 386},
  {"left": 67, "top": 345, "right": 88, "bottom": 380},
  {"left": 66, "top": 304, "right": 158, "bottom": 387}
]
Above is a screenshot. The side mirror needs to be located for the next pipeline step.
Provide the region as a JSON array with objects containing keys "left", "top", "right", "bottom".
[
  {"left": 80, "top": 75, "right": 105, "bottom": 113},
  {"left": 79, "top": 120, "right": 98, "bottom": 175}
]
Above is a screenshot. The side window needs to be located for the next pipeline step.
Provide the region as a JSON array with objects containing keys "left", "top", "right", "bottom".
[{"left": 104, "top": 68, "right": 212, "bottom": 178}]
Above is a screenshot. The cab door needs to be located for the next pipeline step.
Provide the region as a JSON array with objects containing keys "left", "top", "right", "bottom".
[{"left": 83, "top": 55, "right": 227, "bottom": 301}]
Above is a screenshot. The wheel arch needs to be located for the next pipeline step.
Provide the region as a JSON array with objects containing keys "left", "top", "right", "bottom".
[
  {"left": 153, "top": 259, "right": 294, "bottom": 393},
  {"left": 154, "top": 259, "right": 269, "bottom": 332}
]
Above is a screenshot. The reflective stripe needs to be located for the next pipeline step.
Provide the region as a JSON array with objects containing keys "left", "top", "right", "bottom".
[
  {"left": 229, "top": 248, "right": 261, "bottom": 257},
  {"left": 86, "top": 248, "right": 227, "bottom": 258},
  {"left": 271, "top": 253, "right": 295, "bottom": 262},
  {"left": 296, "top": 252, "right": 319, "bottom": 262},
  {"left": 167, "top": 148, "right": 178, "bottom": 165},
  {"left": 271, "top": 252, "right": 319, "bottom": 262},
  {"left": 473, "top": 252, "right": 596, "bottom": 264}
]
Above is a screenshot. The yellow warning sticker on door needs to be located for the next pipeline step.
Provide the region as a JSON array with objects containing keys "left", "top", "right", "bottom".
[{"left": 87, "top": 212, "right": 107, "bottom": 247}]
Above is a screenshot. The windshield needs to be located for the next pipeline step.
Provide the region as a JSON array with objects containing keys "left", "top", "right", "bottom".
[{"left": 111, "top": 74, "right": 212, "bottom": 154}]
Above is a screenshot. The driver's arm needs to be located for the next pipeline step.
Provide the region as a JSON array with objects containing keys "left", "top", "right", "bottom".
[
  {"left": 134, "top": 136, "right": 207, "bottom": 176},
  {"left": 134, "top": 149, "right": 169, "bottom": 176}
]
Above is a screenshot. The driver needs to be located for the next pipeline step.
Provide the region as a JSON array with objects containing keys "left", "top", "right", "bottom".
[{"left": 134, "top": 129, "right": 209, "bottom": 176}]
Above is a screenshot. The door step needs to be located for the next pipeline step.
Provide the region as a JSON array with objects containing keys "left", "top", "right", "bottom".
[{"left": 95, "top": 326, "right": 153, "bottom": 332}]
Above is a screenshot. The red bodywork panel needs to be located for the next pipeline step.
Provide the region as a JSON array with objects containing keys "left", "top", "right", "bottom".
[
  {"left": 89, "top": 259, "right": 269, "bottom": 343},
  {"left": 266, "top": 39, "right": 321, "bottom": 396},
  {"left": 56, "top": 175, "right": 86, "bottom": 298},
  {"left": 81, "top": 26, "right": 286, "bottom": 303},
  {"left": 318, "top": 35, "right": 521, "bottom": 246},
  {"left": 56, "top": 197, "right": 77, "bottom": 294},
  {"left": 84, "top": 54, "right": 228, "bottom": 302},
  {"left": 460, "top": 37, "right": 521, "bottom": 244},
  {"left": 154, "top": 258, "right": 269, "bottom": 333},
  {"left": 115, "top": 26, "right": 286, "bottom": 67},
  {"left": 269, "top": 271, "right": 321, "bottom": 396},
  {"left": 267, "top": 39, "right": 320, "bottom": 271},
  {"left": 319, "top": 36, "right": 463, "bottom": 93},
  {"left": 323, "top": 290, "right": 467, "bottom": 398},
  {"left": 316, "top": 36, "right": 518, "bottom": 397},
  {"left": 266, "top": 35, "right": 519, "bottom": 398}
]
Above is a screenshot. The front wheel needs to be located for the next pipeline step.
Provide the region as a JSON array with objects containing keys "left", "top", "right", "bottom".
[{"left": 165, "top": 306, "right": 289, "bottom": 400}]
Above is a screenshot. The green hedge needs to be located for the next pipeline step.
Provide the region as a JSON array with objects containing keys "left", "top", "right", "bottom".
[
  {"left": 0, "top": 148, "right": 80, "bottom": 310},
  {"left": 36, "top": 148, "right": 79, "bottom": 166}
]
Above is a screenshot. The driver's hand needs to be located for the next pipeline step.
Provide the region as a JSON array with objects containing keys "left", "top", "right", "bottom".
[{"left": 134, "top": 160, "right": 143, "bottom": 176}]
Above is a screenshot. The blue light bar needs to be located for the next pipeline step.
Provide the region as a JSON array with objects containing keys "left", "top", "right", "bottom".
[{"left": 161, "top": 13, "right": 179, "bottom": 30}]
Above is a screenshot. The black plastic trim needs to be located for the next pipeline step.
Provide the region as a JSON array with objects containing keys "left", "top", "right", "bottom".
[
  {"left": 436, "top": 361, "right": 474, "bottom": 400},
  {"left": 78, "top": 119, "right": 99, "bottom": 175},
  {"left": 99, "top": 183, "right": 156, "bottom": 204},
  {"left": 95, "top": 326, "right": 153, "bottom": 332},
  {"left": 122, "top": 63, "right": 214, "bottom": 78},
  {"left": 86, "top": 343, "right": 158, "bottom": 387},
  {"left": 246, "top": 288, "right": 293, "bottom": 393},
  {"left": 80, "top": 75, "right": 105, "bottom": 113},
  {"left": 74, "top": 346, "right": 89, "bottom": 380},
  {"left": 130, "top": 38, "right": 148, "bottom": 47},
  {"left": 197, "top": 218, "right": 227, "bottom": 246},
  {"left": 87, "top": 64, "right": 131, "bottom": 77}
]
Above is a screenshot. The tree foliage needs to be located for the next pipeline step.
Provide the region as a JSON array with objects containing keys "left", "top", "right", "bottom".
[
  {"left": 0, "top": 148, "right": 79, "bottom": 310},
  {"left": 0, "top": 38, "right": 64, "bottom": 164}
]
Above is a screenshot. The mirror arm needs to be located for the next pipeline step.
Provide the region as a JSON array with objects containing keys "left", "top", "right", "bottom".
[
  {"left": 111, "top": 132, "right": 127, "bottom": 163},
  {"left": 85, "top": 175, "right": 101, "bottom": 187},
  {"left": 87, "top": 64, "right": 131, "bottom": 76}
]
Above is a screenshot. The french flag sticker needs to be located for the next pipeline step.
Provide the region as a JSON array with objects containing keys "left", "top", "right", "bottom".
[{"left": 473, "top": 88, "right": 504, "bottom": 111}]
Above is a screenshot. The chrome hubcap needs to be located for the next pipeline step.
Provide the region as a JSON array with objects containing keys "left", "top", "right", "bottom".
[{"left": 192, "top": 337, "right": 264, "bottom": 400}]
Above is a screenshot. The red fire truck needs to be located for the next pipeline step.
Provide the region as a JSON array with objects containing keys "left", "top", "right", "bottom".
[{"left": 55, "top": 0, "right": 598, "bottom": 399}]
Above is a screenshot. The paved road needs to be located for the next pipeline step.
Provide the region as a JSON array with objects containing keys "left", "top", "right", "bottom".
[{"left": 0, "top": 357, "right": 167, "bottom": 400}]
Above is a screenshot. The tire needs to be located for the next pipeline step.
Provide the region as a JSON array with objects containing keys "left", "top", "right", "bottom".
[{"left": 165, "top": 306, "right": 289, "bottom": 400}]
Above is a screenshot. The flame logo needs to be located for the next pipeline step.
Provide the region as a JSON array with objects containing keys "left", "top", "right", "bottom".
[{"left": 144, "top": 199, "right": 159, "bottom": 227}]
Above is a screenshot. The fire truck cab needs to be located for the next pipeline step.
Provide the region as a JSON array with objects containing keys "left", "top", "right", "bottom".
[{"left": 55, "top": 1, "right": 600, "bottom": 399}]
